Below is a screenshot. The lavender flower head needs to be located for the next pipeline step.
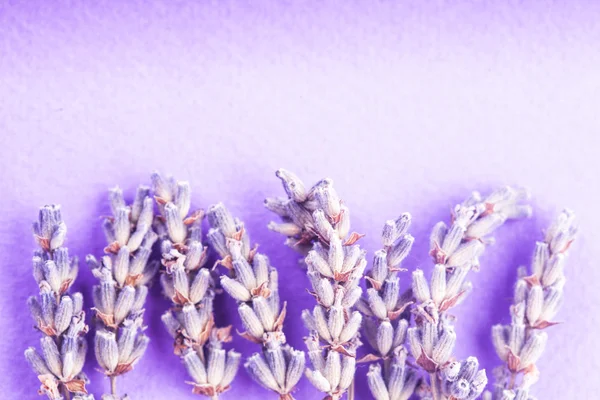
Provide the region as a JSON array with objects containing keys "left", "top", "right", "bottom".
[
  {"left": 86, "top": 186, "right": 158, "bottom": 399},
  {"left": 361, "top": 214, "right": 419, "bottom": 400},
  {"left": 267, "top": 169, "right": 369, "bottom": 399},
  {"left": 26, "top": 205, "right": 93, "bottom": 400},
  {"left": 206, "top": 202, "right": 305, "bottom": 400},
  {"left": 405, "top": 187, "right": 530, "bottom": 400},
  {"left": 485, "top": 210, "right": 576, "bottom": 400},
  {"left": 152, "top": 173, "right": 241, "bottom": 399}
]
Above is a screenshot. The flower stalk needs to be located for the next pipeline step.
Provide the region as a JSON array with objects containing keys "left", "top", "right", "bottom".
[
  {"left": 152, "top": 173, "right": 241, "bottom": 398},
  {"left": 87, "top": 186, "right": 158, "bottom": 399},
  {"left": 483, "top": 210, "right": 576, "bottom": 400},
  {"left": 266, "top": 170, "right": 369, "bottom": 400},
  {"left": 360, "top": 214, "right": 419, "bottom": 400},
  {"left": 206, "top": 202, "right": 305, "bottom": 399},
  {"left": 25, "top": 205, "right": 93, "bottom": 400},
  {"left": 407, "top": 187, "right": 532, "bottom": 400}
]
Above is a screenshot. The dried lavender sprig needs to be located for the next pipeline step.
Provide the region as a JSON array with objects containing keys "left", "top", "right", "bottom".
[
  {"left": 414, "top": 187, "right": 532, "bottom": 322},
  {"left": 86, "top": 186, "right": 158, "bottom": 399},
  {"left": 206, "top": 202, "right": 305, "bottom": 399},
  {"left": 407, "top": 188, "right": 529, "bottom": 400},
  {"left": 267, "top": 170, "right": 368, "bottom": 400},
  {"left": 152, "top": 173, "right": 240, "bottom": 399},
  {"left": 407, "top": 188, "right": 530, "bottom": 385},
  {"left": 483, "top": 210, "right": 576, "bottom": 399},
  {"left": 26, "top": 205, "right": 93, "bottom": 400},
  {"left": 360, "top": 215, "right": 418, "bottom": 400}
]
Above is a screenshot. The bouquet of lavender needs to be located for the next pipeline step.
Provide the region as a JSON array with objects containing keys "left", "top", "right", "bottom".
[{"left": 22, "top": 170, "right": 578, "bottom": 400}]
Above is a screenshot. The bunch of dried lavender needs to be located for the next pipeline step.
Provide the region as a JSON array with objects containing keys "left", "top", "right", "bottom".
[
  {"left": 25, "top": 205, "right": 93, "bottom": 400},
  {"left": 86, "top": 186, "right": 158, "bottom": 399},
  {"left": 483, "top": 210, "right": 576, "bottom": 400},
  {"left": 206, "top": 203, "right": 305, "bottom": 399},
  {"left": 266, "top": 170, "right": 370, "bottom": 400},
  {"left": 406, "top": 187, "right": 531, "bottom": 400},
  {"left": 359, "top": 215, "right": 419, "bottom": 400},
  {"left": 152, "top": 173, "right": 240, "bottom": 399}
]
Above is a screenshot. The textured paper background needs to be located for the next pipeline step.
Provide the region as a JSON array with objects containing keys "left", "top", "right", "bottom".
[{"left": 1, "top": 1, "right": 599, "bottom": 398}]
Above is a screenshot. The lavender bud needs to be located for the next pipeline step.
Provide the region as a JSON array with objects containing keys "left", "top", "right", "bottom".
[
  {"left": 183, "top": 350, "right": 207, "bottom": 384},
  {"left": 114, "top": 285, "right": 136, "bottom": 325},
  {"left": 233, "top": 257, "right": 258, "bottom": 290},
  {"left": 327, "top": 305, "right": 345, "bottom": 341},
  {"left": 382, "top": 220, "right": 398, "bottom": 247},
  {"left": 207, "top": 348, "right": 226, "bottom": 385},
  {"left": 245, "top": 353, "right": 280, "bottom": 392},
  {"left": 117, "top": 323, "right": 137, "bottom": 363},
  {"left": 367, "top": 364, "right": 390, "bottom": 400},
  {"left": 519, "top": 332, "right": 548, "bottom": 368},
  {"left": 441, "top": 223, "right": 466, "bottom": 255},
  {"left": 253, "top": 296, "right": 275, "bottom": 331},
  {"left": 95, "top": 330, "right": 119, "bottom": 373},
  {"left": 221, "top": 276, "right": 251, "bottom": 302},
  {"left": 284, "top": 349, "right": 306, "bottom": 392},
  {"left": 324, "top": 350, "right": 342, "bottom": 390},
  {"left": 54, "top": 296, "right": 74, "bottom": 335},
  {"left": 388, "top": 235, "right": 414, "bottom": 267},
  {"left": 207, "top": 203, "right": 238, "bottom": 237},
  {"left": 393, "top": 319, "right": 409, "bottom": 348},
  {"left": 383, "top": 277, "right": 400, "bottom": 311},
  {"left": 367, "top": 288, "right": 388, "bottom": 320},
  {"left": 451, "top": 378, "right": 471, "bottom": 398},
  {"left": 266, "top": 345, "right": 286, "bottom": 388},
  {"left": 447, "top": 240, "right": 484, "bottom": 268},
  {"left": 132, "top": 285, "right": 148, "bottom": 312},
  {"left": 532, "top": 242, "right": 549, "bottom": 278},
  {"left": 175, "top": 182, "right": 191, "bottom": 219},
  {"left": 376, "top": 320, "right": 394, "bottom": 357},
  {"left": 25, "top": 347, "right": 52, "bottom": 375},
  {"left": 182, "top": 304, "right": 203, "bottom": 340},
  {"left": 432, "top": 325, "right": 456, "bottom": 364},
  {"left": 239, "top": 303, "right": 265, "bottom": 339},
  {"left": 337, "top": 205, "right": 351, "bottom": 239},
  {"left": 306, "top": 369, "right": 331, "bottom": 393},
  {"left": 313, "top": 306, "right": 332, "bottom": 342},
  {"left": 372, "top": 250, "right": 388, "bottom": 283},
  {"left": 526, "top": 285, "right": 543, "bottom": 325},
  {"left": 328, "top": 234, "right": 344, "bottom": 274},
  {"left": 164, "top": 203, "right": 186, "bottom": 244},
  {"left": 189, "top": 269, "right": 211, "bottom": 303},
  {"left": 412, "top": 269, "right": 431, "bottom": 303},
  {"left": 542, "top": 254, "right": 565, "bottom": 286},
  {"left": 220, "top": 350, "right": 242, "bottom": 387},
  {"left": 275, "top": 169, "right": 307, "bottom": 203}
]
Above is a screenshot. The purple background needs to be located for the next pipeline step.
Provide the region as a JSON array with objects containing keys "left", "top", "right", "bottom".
[{"left": 1, "top": 1, "right": 598, "bottom": 398}]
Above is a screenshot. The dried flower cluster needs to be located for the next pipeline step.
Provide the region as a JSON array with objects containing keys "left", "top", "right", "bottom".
[
  {"left": 206, "top": 203, "right": 305, "bottom": 399},
  {"left": 267, "top": 170, "right": 370, "bottom": 399},
  {"left": 26, "top": 205, "right": 93, "bottom": 400},
  {"left": 152, "top": 173, "right": 241, "bottom": 399},
  {"left": 361, "top": 215, "right": 418, "bottom": 400},
  {"left": 484, "top": 210, "right": 577, "bottom": 400},
  {"left": 86, "top": 186, "right": 158, "bottom": 399},
  {"left": 406, "top": 187, "right": 531, "bottom": 400}
]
